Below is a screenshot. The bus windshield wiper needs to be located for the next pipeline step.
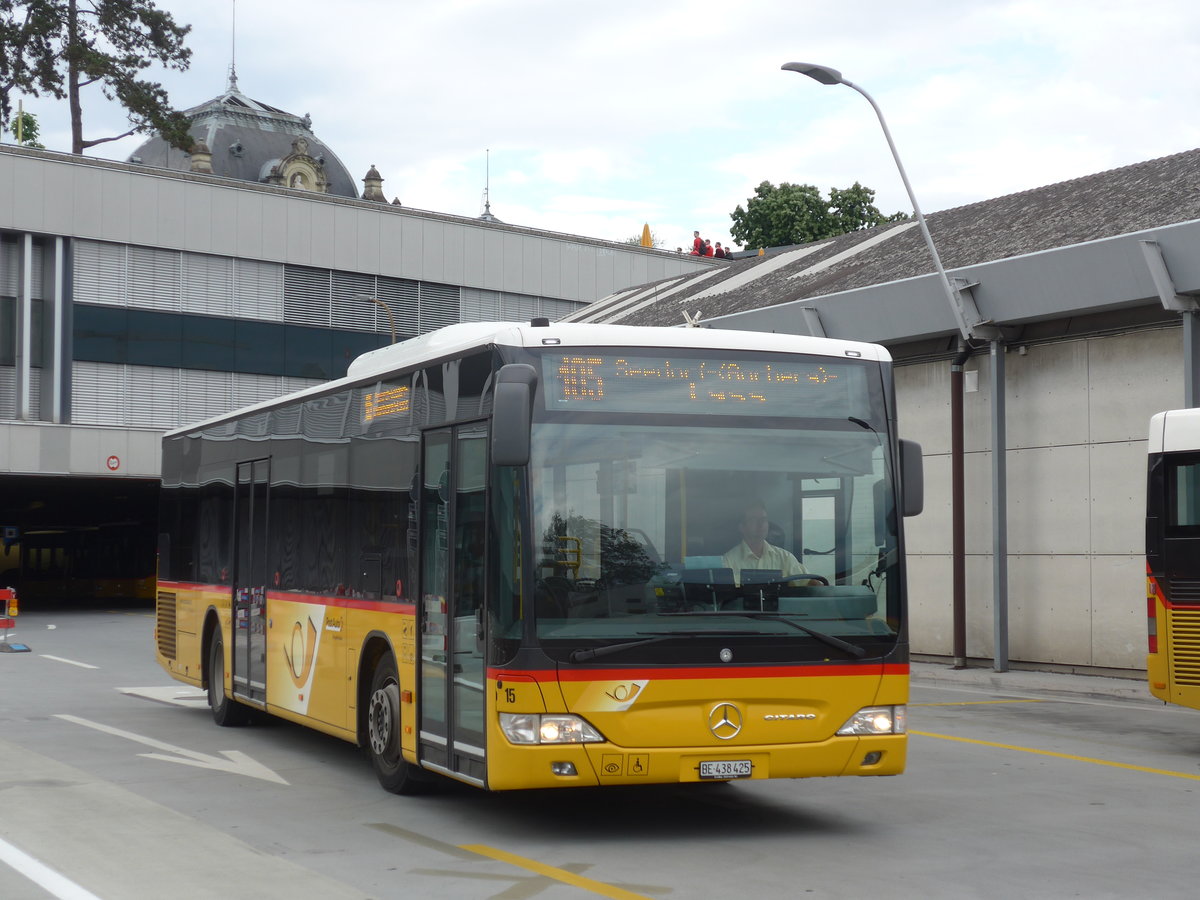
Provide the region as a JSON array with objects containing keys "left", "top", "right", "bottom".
[
  {"left": 567, "top": 630, "right": 772, "bottom": 663},
  {"left": 661, "top": 611, "right": 867, "bottom": 659}
]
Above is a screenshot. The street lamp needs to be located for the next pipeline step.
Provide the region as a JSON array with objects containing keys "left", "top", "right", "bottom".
[
  {"left": 783, "top": 62, "right": 1006, "bottom": 672},
  {"left": 355, "top": 294, "right": 397, "bottom": 345},
  {"left": 781, "top": 62, "right": 977, "bottom": 340}
]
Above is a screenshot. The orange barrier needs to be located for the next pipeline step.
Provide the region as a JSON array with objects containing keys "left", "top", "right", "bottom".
[{"left": 0, "top": 587, "right": 29, "bottom": 652}]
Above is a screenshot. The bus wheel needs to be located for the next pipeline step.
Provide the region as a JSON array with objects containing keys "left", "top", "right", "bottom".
[
  {"left": 208, "top": 627, "right": 250, "bottom": 727},
  {"left": 367, "top": 653, "right": 430, "bottom": 794}
]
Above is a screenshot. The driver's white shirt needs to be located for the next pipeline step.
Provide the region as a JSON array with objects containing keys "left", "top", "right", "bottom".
[{"left": 721, "top": 541, "right": 807, "bottom": 586}]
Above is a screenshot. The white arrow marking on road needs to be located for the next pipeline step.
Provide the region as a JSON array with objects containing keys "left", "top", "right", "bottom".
[{"left": 53, "top": 714, "right": 289, "bottom": 785}]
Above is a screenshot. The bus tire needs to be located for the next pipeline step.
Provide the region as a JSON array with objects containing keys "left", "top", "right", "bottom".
[
  {"left": 208, "top": 627, "right": 251, "bottom": 727},
  {"left": 367, "top": 652, "right": 430, "bottom": 794}
]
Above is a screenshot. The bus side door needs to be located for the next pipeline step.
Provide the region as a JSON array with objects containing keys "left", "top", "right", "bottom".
[{"left": 419, "top": 423, "right": 488, "bottom": 785}]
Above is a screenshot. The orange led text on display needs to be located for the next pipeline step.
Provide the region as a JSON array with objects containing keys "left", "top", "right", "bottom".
[
  {"left": 553, "top": 355, "right": 838, "bottom": 405},
  {"left": 363, "top": 386, "right": 411, "bottom": 422}
]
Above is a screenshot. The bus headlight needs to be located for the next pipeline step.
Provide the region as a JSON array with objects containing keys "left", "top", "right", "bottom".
[
  {"left": 499, "top": 713, "right": 605, "bottom": 744},
  {"left": 836, "top": 706, "right": 906, "bottom": 736}
]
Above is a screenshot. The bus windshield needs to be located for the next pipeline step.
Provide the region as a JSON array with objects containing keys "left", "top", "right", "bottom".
[{"left": 527, "top": 416, "right": 900, "bottom": 663}]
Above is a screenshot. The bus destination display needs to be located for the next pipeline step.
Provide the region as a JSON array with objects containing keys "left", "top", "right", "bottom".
[{"left": 543, "top": 353, "right": 868, "bottom": 417}]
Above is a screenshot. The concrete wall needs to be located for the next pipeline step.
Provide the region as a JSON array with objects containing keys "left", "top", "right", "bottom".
[
  {"left": 898, "top": 326, "right": 1181, "bottom": 670},
  {"left": 0, "top": 423, "right": 161, "bottom": 478}
]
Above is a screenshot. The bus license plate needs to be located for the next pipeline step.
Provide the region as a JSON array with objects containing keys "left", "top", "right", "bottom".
[{"left": 699, "top": 759, "right": 752, "bottom": 779}]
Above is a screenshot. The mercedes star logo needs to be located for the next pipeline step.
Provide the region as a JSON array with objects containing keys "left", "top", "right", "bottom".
[{"left": 708, "top": 702, "right": 742, "bottom": 740}]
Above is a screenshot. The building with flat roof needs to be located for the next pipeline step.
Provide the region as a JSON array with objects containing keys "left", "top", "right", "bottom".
[
  {"left": 0, "top": 112, "right": 714, "bottom": 604},
  {"left": 569, "top": 148, "right": 1200, "bottom": 673}
]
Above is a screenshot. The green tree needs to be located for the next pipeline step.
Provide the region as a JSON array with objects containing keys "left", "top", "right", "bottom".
[
  {"left": 3, "top": 107, "right": 45, "bottom": 147},
  {"left": 729, "top": 180, "right": 907, "bottom": 250},
  {"left": 0, "top": 0, "right": 193, "bottom": 154}
]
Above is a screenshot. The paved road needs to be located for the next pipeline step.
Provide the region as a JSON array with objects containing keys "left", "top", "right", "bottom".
[{"left": 3, "top": 608, "right": 1199, "bottom": 899}]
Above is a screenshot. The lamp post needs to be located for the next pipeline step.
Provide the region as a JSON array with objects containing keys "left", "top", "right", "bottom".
[
  {"left": 781, "top": 62, "right": 973, "bottom": 340},
  {"left": 355, "top": 294, "right": 397, "bottom": 345},
  {"left": 782, "top": 62, "right": 1006, "bottom": 671}
]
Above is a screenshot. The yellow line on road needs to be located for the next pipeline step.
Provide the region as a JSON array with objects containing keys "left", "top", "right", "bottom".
[
  {"left": 912, "top": 730, "right": 1200, "bottom": 781},
  {"left": 461, "top": 844, "right": 654, "bottom": 900},
  {"left": 912, "top": 699, "right": 1047, "bottom": 706}
]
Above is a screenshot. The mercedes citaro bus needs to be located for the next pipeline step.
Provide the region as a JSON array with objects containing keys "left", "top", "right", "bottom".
[{"left": 154, "top": 320, "right": 923, "bottom": 793}]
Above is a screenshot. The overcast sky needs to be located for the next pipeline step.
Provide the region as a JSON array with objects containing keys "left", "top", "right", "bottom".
[{"left": 8, "top": 0, "right": 1200, "bottom": 252}]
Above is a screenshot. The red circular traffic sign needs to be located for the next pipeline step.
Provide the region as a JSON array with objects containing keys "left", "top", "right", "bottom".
[{"left": 106, "top": 455, "right": 120, "bottom": 471}]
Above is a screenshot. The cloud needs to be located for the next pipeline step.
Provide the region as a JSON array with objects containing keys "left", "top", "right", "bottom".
[{"left": 10, "top": 0, "right": 1200, "bottom": 260}]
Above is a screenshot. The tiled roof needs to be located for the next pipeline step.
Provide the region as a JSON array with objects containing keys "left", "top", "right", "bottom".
[{"left": 584, "top": 148, "right": 1200, "bottom": 328}]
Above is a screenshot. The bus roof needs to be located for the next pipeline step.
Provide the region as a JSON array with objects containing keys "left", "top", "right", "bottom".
[
  {"left": 1150, "top": 408, "right": 1200, "bottom": 453},
  {"left": 165, "top": 320, "right": 891, "bottom": 437}
]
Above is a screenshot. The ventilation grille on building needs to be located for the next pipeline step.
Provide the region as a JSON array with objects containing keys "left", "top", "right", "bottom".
[{"left": 71, "top": 362, "right": 322, "bottom": 429}]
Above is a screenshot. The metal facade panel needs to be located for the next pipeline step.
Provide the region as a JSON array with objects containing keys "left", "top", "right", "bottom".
[
  {"left": 540, "top": 241, "right": 561, "bottom": 298},
  {"left": 0, "top": 157, "right": 13, "bottom": 229},
  {"left": 378, "top": 214, "right": 405, "bottom": 277},
  {"left": 127, "top": 176, "right": 160, "bottom": 246},
  {"left": 286, "top": 204, "right": 313, "bottom": 265},
  {"left": 154, "top": 178, "right": 190, "bottom": 249},
  {"left": 500, "top": 232, "right": 524, "bottom": 293},
  {"left": 71, "top": 164, "right": 105, "bottom": 237},
  {"left": 71, "top": 427, "right": 128, "bottom": 474},
  {"left": 558, "top": 243, "right": 581, "bottom": 302},
  {"left": 5, "top": 422, "right": 43, "bottom": 471},
  {"left": 207, "top": 190, "right": 240, "bottom": 258},
  {"left": 440, "top": 222, "right": 465, "bottom": 286},
  {"left": 482, "top": 230, "right": 505, "bottom": 290},
  {"left": 98, "top": 169, "right": 133, "bottom": 241},
  {"left": 184, "top": 187, "right": 214, "bottom": 254},
  {"left": 1006, "top": 444, "right": 1091, "bottom": 555},
  {"left": 235, "top": 190, "right": 266, "bottom": 259},
  {"left": 400, "top": 216, "right": 423, "bottom": 277},
  {"left": 575, "top": 244, "right": 598, "bottom": 302},
  {"left": 306, "top": 202, "right": 336, "bottom": 270},
  {"left": 9, "top": 157, "right": 46, "bottom": 233},
  {"left": 421, "top": 220, "right": 446, "bottom": 283},
  {"left": 334, "top": 205, "right": 368, "bottom": 273}
]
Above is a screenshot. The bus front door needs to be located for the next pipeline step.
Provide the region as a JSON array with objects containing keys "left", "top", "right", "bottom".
[
  {"left": 419, "top": 424, "right": 488, "bottom": 785},
  {"left": 231, "top": 459, "right": 269, "bottom": 706}
]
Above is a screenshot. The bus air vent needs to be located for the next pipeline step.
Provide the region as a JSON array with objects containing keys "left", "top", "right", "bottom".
[
  {"left": 1168, "top": 608, "right": 1200, "bottom": 686},
  {"left": 156, "top": 591, "right": 178, "bottom": 660},
  {"left": 1166, "top": 577, "right": 1200, "bottom": 605}
]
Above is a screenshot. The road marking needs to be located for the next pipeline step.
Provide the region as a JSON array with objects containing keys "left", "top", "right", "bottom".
[
  {"left": 0, "top": 835, "right": 102, "bottom": 900},
  {"left": 912, "top": 699, "right": 1047, "bottom": 707},
  {"left": 461, "top": 844, "right": 655, "bottom": 900},
  {"left": 912, "top": 730, "right": 1200, "bottom": 781},
  {"left": 119, "top": 685, "right": 208, "bottom": 707},
  {"left": 40, "top": 655, "right": 99, "bottom": 669},
  {"left": 54, "top": 714, "right": 288, "bottom": 784}
]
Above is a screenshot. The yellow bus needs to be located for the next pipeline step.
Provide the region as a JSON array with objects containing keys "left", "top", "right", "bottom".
[
  {"left": 1147, "top": 408, "right": 1200, "bottom": 709},
  {"left": 154, "top": 320, "right": 923, "bottom": 793}
]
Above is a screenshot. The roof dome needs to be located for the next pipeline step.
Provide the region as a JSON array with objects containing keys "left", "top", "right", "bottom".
[{"left": 128, "top": 81, "right": 358, "bottom": 199}]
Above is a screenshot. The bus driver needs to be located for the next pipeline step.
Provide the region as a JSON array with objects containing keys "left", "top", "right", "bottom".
[{"left": 722, "top": 501, "right": 813, "bottom": 586}]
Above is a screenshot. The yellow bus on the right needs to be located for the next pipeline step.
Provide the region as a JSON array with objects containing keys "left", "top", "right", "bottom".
[{"left": 1146, "top": 408, "right": 1200, "bottom": 709}]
